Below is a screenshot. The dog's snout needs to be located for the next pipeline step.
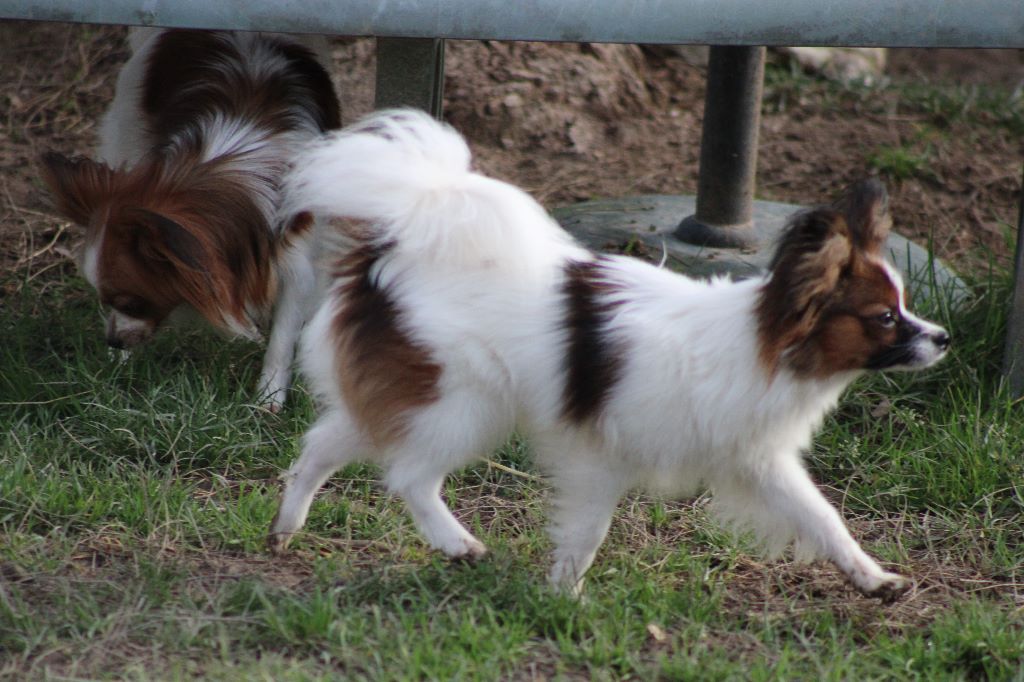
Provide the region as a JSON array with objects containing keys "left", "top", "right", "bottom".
[
  {"left": 932, "top": 329, "right": 950, "bottom": 351},
  {"left": 106, "top": 335, "right": 126, "bottom": 350}
]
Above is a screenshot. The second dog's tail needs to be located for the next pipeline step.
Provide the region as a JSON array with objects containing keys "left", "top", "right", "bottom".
[{"left": 284, "top": 109, "right": 579, "bottom": 271}]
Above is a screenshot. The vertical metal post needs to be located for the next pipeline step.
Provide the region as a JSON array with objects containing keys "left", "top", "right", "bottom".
[
  {"left": 374, "top": 37, "right": 446, "bottom": 118},
  {"left": 1002, "top": 163, "right": 1024, "bottom": 395},
  {"left": 676, "top": 46, "right": 766, "bottom": 248}
]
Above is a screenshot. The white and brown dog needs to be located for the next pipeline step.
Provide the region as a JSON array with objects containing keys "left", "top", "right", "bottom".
[
  {"left": 270, "top": 110, "right": 949, "bottom": 599},
  {"left": 41, "top": 28, "right": 340, "bottom": 410}
]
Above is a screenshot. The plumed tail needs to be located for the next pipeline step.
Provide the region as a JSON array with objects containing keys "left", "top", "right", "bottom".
[{"left": 284, "top": 109, "right": 579, "bottom": 271}]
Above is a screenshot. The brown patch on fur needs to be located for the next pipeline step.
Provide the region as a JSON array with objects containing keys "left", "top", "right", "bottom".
[
  {"left": 286, "top": 211, "right": 314, "bottom": 236},
  {"left": 789, "top": 258, "right": 901, "bottom": 376},
  {"left": 280, "top": 211, "right": 315, "bottom": 250},
  {"left": 561, "top": 258, "right": 626, "bottom": 423},
  {"left": 38, "top": 153, "right": 116, "bottom": 227},
  {"left": 757, "top": 180, "right": 904, "bottom": 378},
  {"left": 332, "top": 243, "right": 441, "bottom": 445},
  {"left": 833, "top": 178, "right": 891, "bottom": 255}
]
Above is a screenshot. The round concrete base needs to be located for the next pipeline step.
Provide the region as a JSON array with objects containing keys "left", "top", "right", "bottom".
[{"left": 553, "top": 195, "right": 967, "bottom": 302}]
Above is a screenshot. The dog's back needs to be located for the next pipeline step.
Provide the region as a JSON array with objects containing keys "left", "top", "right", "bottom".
[{"left": 100, "top": 29, "right": 338, "bottom": 168}]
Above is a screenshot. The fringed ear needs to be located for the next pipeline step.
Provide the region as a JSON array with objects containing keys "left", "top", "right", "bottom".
[
  {"left": 758, "top": 209, "right": 853, "bottom": 371},
  {"left": 126, "top": 208, "right": 229, "bottom": 330},
  {"left": 127, "top": 208, "right": 209, "bottom": 274},
  {"left": 38, "top": 152, "right": 117, "bottom": 226},
  {"left": 833, "top": 178, "right": 891, "bottom": 255}
]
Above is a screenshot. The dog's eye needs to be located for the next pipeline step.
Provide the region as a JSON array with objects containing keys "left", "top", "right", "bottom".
[{"left": 876, "top": 310, "right": 897, "bottom": 328}]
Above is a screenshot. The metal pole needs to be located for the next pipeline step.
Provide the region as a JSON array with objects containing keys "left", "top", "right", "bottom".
[
  {"left": 374, "top": 37, "right": 446, "bottom": 118},
  {"left": 1002, "top": 163, "right": 1024, "bottom": 395},
  {"left": 675, "top": 45, "right": 765, "bottom": 248}
]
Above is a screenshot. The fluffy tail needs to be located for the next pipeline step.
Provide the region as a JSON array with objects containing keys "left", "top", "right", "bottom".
[{"left": 284, "top": 109, "right": 579, "bottom": 270}]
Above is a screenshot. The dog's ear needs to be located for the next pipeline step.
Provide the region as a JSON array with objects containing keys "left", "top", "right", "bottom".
[
  {"left": 128, "top": 208, "right": 209, "bottom": 274},
  {"left": 768, "top": 208, "right": 852, "bottom": 309},
  {"left": 758, "top": 209, "right": 852, "bottom": 370},
  {"left": 833, "top": 179, "right": 891, "bottom": 255},
  {"left": 38, "top": 152, "right": 116, "bottom": 226}
]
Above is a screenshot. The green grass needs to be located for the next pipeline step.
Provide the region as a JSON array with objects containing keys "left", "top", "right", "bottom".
[
  {"left": 2, "top": 261, "right": 1023, "bottom": 680},
  {"left": 763, "top": 63, "right": 1024, "bottom": 137},
  {"left": 867, "top": 143, "right": 933, "bottom": 181}
]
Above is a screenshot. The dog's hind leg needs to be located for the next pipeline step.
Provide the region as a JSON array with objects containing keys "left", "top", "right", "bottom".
[
  {"left": 269, "top": 409, "right": 366, "bottom": 553},
  {"left": 545, "top": 458, "right": 628, "bottom": 596},
  {"left": 382, "top": 396, "right": 508, "bottom": 561},
  {"left": 387, "top": 466, "right": 488, "bottom": 560}
]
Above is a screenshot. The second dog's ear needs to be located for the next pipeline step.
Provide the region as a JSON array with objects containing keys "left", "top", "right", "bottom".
[
  {"left": 834, "top": 179, "right": 891, "bottom": 255},
  {"left": 129, "top": 208, "right": 209, "bottom": 274},
  {"left": 38, "top": 152, "right": 116, "bottom": 226}
]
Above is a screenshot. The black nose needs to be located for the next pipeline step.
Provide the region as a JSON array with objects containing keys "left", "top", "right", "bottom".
[
  {"left": 932, "top": 330, "right": 950, "bottom": 351},
  {"left": 106, "top": 336, "right": 125, "bottom": 350}
]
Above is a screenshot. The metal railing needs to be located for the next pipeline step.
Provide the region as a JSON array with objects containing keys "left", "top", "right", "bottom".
[{"left": 6, "top": 1, "right": 1024, "bottom": 48}]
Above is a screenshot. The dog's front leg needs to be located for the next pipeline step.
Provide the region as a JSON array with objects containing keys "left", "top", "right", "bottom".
[
  {"left": 545, "top": 463, "right": 628, "bottom": 596},
  {"left": 750, "top": 455, "right": 910, "bottom": 601},
  {"left": 257, "top": 250, "right": 316, "bottom": 412}
]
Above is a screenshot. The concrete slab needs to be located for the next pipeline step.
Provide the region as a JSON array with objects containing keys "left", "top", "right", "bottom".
[{"left": 554, "top": 194, "right": 968, "bottom": 302}]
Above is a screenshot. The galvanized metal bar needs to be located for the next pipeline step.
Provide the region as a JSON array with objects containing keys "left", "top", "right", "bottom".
[
  {"left": 375, "top": 37, "right": 445, "bottom": 117},
  {"left": 675, "top": 46, "right": 764, "bottom": 248},
  {"left": 1002, "top": 164, "right": 1024, "bottom": 396},
  {"left": 5, "top": 0, "right": 1024, "bottom": 48}
]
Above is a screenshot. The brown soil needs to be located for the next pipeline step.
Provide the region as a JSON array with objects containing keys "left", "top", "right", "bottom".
[{"left": 3, "top": 22, "right": 1022, "bottom": 290}]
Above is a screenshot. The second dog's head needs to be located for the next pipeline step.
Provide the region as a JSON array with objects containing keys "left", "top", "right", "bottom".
[
  {"left": 40, "top": 152, "right": 276, "bottom": 348},
  {"left": 757, "top": 180, "right": 950, "bottom": 379}
]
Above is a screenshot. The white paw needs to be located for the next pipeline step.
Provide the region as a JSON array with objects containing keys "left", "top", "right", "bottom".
[
  {"left": 267, "top": 531, "right": 293, "bottom": 555},
  {"left": 439, "top": 535, "right": 487, "bottom": 562},
  {"left": 257, "top": 370, "right": 289, "bottom": 412},
  {"left": 548, "top": 560, "right": 586, "bottom": 598},
  {"left": 260, "top": 395, "right": 285, "bottom": 414},
  {"left": 855, "top": 570, "right": 911, "bottom": 602},
  {"left": 257, "top": 383, "right": 286, "bottom": 413}
]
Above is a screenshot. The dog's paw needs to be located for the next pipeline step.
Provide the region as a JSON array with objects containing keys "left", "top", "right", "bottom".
[
  {"left": 108, "top": 348, "right": 132, "bottom": 364},
  {"left": 859, "top": 571, "right": 911, "bottom": 603},
  {"left": 444, "top": 536, "right": 488, "bottom": 562},
  {"left": 259, "top": 397, "right": 285, "bottom": 415},
  {"left": 267, "top": 531, "right": 293, "bottom": 556},
  {"left": 547, "top": 560, "right": 588, "bottom": 598}
]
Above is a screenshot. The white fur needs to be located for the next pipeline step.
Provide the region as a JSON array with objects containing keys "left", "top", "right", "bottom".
[
  {"left": 272, "top": 110, "right": 946, "bottom": 598},
  {"left": 80, "top": 234, "right": 101, "bottom": 289},
  {"left": 884, "top": 261, "right": 949, "bottom": 369},
  {"left": 93, "top": 28, "right": 335, "bottom": 411}
]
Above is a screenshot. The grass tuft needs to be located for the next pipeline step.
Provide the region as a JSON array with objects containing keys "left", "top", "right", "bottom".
[{"left": 2, "top": 261, "right": 1023, "bottom": 678}]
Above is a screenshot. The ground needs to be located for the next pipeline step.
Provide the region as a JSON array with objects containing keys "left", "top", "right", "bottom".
[{"left": 1, "top": 21, "right": 1023, "bottom": 680}]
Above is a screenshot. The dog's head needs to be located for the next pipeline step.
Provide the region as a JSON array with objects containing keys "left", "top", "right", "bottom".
[
  {"left": 757, "top": 179, "right": 949, "bottom": 378},
  {"left": 40, "top": 152, "right": 273, "bottom": 348}
]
